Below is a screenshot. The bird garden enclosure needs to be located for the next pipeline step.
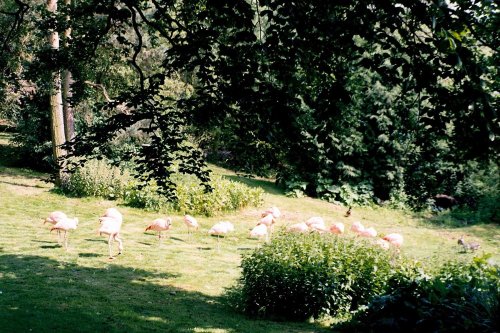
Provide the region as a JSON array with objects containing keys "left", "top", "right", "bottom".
[{"left": 0, "top": 0, "right": 499, "bottom": 331}]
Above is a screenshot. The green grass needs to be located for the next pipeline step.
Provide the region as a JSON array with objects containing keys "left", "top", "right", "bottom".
[{"left": 0, "top": 133, "right": 499, "bottom": 332}]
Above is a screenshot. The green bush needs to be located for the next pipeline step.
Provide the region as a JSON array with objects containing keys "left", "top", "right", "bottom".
[
  {"left": 124, "top": 174, "right": 264, "bottom": 216},
  {"left": 233, "top": 232, "right": 397, "bottom": 320},
  {"left": 339, "top": 255, "right": 500, "bottom": 332},
  {"left": 62, "top": 159, "right": 264, "bottom": 216},
  {"left": 61, "top": 159, "right": 131, "bottom": 199}
]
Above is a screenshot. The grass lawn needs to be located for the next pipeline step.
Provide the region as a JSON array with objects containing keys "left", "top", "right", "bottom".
[{"left": 0, "top": 132, "right": 499, "bottom": 332}]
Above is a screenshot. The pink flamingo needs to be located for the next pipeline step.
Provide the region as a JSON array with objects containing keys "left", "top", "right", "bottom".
[
  {"left": 50, "top": 216, "right": 78, "bottom": 250},
  {"left": 101, "top": 208, "right": 122, "bottom": 222},
  {"left": 310, "top": 223, "right": 328, "bottom": 233},
  {"left": 44, "top": 211, "right": 68, "bottom": 244},
  {"left": 250, "top": 224, "right": 268, "bottom": 241},
  {"left": 208, "top": 221, "right": 234, "bottom": 251},
  {"left": 383, "top": 233, "right": 404, "bottom": 248},
  {"left": 305, "top": 217, "right": 327, "bottom": 233},
  {"left": 305, "top": 216, "right": 324, "bottom": 227},
  {"left": 98, "top": 209, "right": 123, "bottom": 259},
  {"left": 258, "top": 214, "right": 276, "bottom": 239},
  {"left": 287, "top": 222, "right": 309, "bottom": 233},
  {"left": 330, "top": 222, "right": 345, "bottom": 235},
  {"left": 145, "top": 218, "right": 173, "bottom": 245},
  {"left": 262, "top": 206, "right": 281, "bottom": 219},
  {"left": 350, "top": 221, "right": 365, "bottom": 235},
  {"left": 183, "top": 215, "right": 199, "bottom": 240},
  {"left": 360, "top": 227, "right": 377, "bottom": 238}
]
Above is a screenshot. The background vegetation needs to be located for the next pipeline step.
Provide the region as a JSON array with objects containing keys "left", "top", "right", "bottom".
[
  {"left": 0, "top": 0, "right": 499, "bottom": 331},
  {"left": 0, "top": 0, "right": 497, "bottom": 213}
]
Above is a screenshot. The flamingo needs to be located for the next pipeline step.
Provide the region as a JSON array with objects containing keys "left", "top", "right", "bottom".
[
  {"left": 50, "top": 216, "right": 78, "bottom": 250},
  {"left": 305, "top": 217, "right": 327, "bottom": 233},
  {"left": 98, "top": 209, "right": 123, "bottom": 259},
  {"left": 310, "top": 223, "right": 328, "bottom": 233},
  {"left": 183, "top": 214, "right": 199, "bottom": 241},
  {"left": 208, "top": 221, "right": 234, "bottom": 251},
  {"left": 250, "top": 224, "right": 268, "bottom": 241},
  {"left": 383, "top": 233, "right": 404, "bottom": 248},
  {"left": 350, "top": 221, "right": 365, "bottom": 235},
  {"left": 360, "top": 227, "right": 377, "bottom": 238},
  {"left": 145, "top": 218, "right": 172, "bottom": 245},
  {"left": 330, "top": 222, "right": 345, "bottom": 235},
  {"left": 100, "top": 208, "right": 123, "bottom": 223},
  {"left": 287, "top": 222, "right": 309, "bottom": 233},
  {"left": 44, "top": 211, "right": 68, "bottom": 244},
  {"left": 305, "top": 216, "right": 324, "bottom": 227},
  {"left": 258, "top": 214, "right": 276, "bottom": 239},
  {"left": 262, "top": 206, "right": 281, "bottom": 219}
]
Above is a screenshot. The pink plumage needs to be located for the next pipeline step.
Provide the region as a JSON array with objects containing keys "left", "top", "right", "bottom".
[
  {"left": 44, "top": 211, "right": 67, "bottom": 225},
  {"left": 383, "top": 233, "right": 404, "bottom": 248},
  {"left": 287, "top": 222, "right": 309, "bottom": 233},
  {"left": 350, "top": 221, "right": 365, "bottom": 234},
  {"left": 184, "top": 215, "right": 199, "bottom": 229},
  {"left": 329, "top": 222, "right": 345, "bottom": 234},
  {"left": 50, "top": 216, "right": 78, "bottom": 250},
  {"left": 51, "top": 217, "right": 78, "bottom": 232},
  {"left": 262, "top": 206, "right": 281, "bottom": 219},
  {"left": 360, "top": 227, "right": 377, "bottom": 238},
  {"left": 310, "top": 223, "right": 328, "bottom": 233},
  {"left": 250, "top": 224, "right": 268, "bottom": 238},
  {"left": 305, "top": 216, "right": 324, "bottom": 227},
  {"left": 259, "top": 214, "right": 275, "bottom": 226},
  {"left": 208, "top": 222, "right": 234, "bottom": 236},
  {"left": 146, "top": 218, "right": 172, "bottom": 232},
  {"left": 101, "top": 208, "right": 122, "bottom": 223},
  {"left": 98, "top": 208, "right": 123, "bottom": 258}
]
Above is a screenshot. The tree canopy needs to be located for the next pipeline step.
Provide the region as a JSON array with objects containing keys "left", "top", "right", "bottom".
[{"left": 1, "top": 0, "right": 498, "bottom": 206}]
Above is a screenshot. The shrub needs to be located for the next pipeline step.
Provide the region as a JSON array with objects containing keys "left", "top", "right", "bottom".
[
  {"left": 62, "top": 159, "right": 264, "bottom": 216},
  {"left": 61, "top": 159, "right": 131, "bottom": 199},
  {"left": 339, "top": 255, "right": 500, "bottom": 333},
  {"left": 124, "top": 174, "right": 264, "bottom": 216},
  {"left": 234, "top": 232, "right": 397, "bottom": 321}
]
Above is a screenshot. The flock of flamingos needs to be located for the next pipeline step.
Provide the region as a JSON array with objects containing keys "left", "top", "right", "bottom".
[{"left": 44, "top": 206, "right": 403, "bottom": 259}]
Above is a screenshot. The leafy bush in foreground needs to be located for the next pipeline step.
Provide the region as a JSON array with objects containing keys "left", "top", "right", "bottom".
[
  {"left": 339, "top": 255, "right": 500, "bottom": 333},
  {"left": 234, "top": 232, "right": 396, "bottom": 320}
]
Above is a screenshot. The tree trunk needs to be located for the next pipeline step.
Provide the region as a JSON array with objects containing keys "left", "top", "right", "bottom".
[
  {"left": 47, "top": 0, "right": 66, "bottom": 185},
  {"left": 62, "top": 0, "right": 74, "bottom": 141}
]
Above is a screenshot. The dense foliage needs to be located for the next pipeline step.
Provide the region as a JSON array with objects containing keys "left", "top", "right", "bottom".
[
  {"left": 231, "top": 233, "right": 499, "bottom": 329},
  {"left": 61, "top": 159, "right": 264, "bottom": 216},
  {"left": 1, "top": 0, "right": 498, "bottom": 208},
  {"left": 233, "top": 232, "right": 396, "bottom": 320},
  {"left": 339, "top": 255, "right": 500, "bottom": 333}
]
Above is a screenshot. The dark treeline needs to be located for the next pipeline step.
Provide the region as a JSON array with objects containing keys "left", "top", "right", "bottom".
[{"left": 0, "top": 0, "right": 498, "bottom": 213}]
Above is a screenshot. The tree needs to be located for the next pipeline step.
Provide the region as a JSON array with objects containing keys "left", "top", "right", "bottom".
[{"left": 1, "top": 0, "right": 498, "bottom": 205}]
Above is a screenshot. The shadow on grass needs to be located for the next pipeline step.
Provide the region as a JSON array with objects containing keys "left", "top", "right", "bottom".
[
  {"left": 0, "top": 180, "right": 46, "bottom": 188},
  {"left": 40, "top": 244, "right": 62, "bottom": 249},
  {"left": 0, "top": 254, "right": 329, "bottom": 333},
  {"left": 78, "top": 252, "right": 102, "bottom": 258},
  {"left": 223, "top": 175, "right": 285, "bottom": 196}
]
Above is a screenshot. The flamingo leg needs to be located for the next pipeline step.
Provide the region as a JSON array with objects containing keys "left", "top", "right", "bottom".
[
  {"left": 108, "top": 235, "right": 114, "bottom": 258},
  {"left": 115, "top": 235, "right": 123, "bottom": 255},
  {"left": 217, "top": 235, "right": 220, "bottom": 252},
  {"left": 158, "top": 231, "right": 162, "bottom": 246},
  {"left": 64, "top": 231, "right": 68, "bottom": 250}
]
